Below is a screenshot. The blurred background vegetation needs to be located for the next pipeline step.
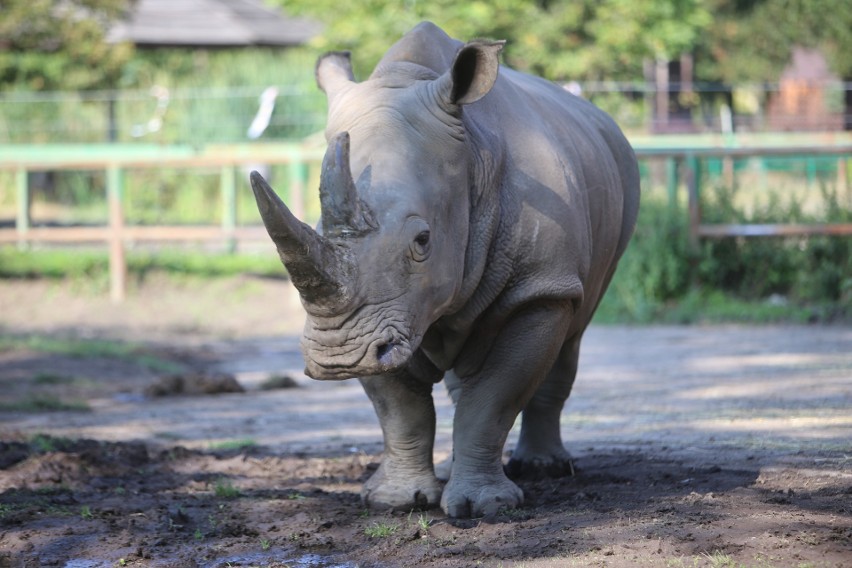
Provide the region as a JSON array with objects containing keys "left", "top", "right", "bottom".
[{"left": 1, "top": 0, "right": 851, "bottom": 322}]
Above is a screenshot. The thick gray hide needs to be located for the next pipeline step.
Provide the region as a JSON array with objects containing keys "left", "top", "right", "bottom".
[{"left": 251, "top": 22, "right": 640, "bottom": 518}]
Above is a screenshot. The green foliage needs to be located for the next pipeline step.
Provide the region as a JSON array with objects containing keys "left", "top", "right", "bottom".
[
  {"left": 0, "top": 48, "right": 326, "bottom": 144},
  {"left": 598, "top": 180, "right": 852, "bottom": 323},
  {"left": 0, "top": 0, "right": 134, "bottom": 91},
  {"left": 698, "top": 184, "right": 852, "bottom": 306},
  {"left": 0, "top": 395, "right": 90, "bottom": 413},
  {"left": 209, "top": 439, "right": 257, "bottom": 451},
  {"left": 697, "top": 0, "right": 852, "bottom": 82},
  {"left": 213, "top": 478, "right": 241, "bottom": 499},
  {"left": 364, "top": 521, "right": 398, "bottom": 538},
  {"left": 115, "top": 48, "right": 325, "bottom": 144},
  {"left": 275, "top": 0, "right": 712, "bottom": 81},
  {"left": 273, "top": 0, "right": 852, "bottom": 86},
  {"left": 0, "top": 333, "right": 184, "bottom": 373},
  {"left": 0, "top": 249, "right": 284, "bottom": 280}
]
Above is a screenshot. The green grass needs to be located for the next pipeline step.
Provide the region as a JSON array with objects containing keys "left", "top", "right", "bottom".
[
  {"left": 364, "top": 521, "right": 398, "bottom": 538},
  {"left": 0, "top": 334, "right": 184, "bottom": 374},
  {"left": 213, "top": 478, "right": 242, "bottom": 499},
  {"left": 0, "top": 395, "right": 90, "bottom": 413},
  {"left": 0, "top": 248, "right": 285, "bottom": 280},
  {"left": 594, "top": 287, "right": 822, "bottom": 325},
  {"left": 30, "top": 434, "right": 73, "bottom": 453},
  {"left": 208, "top": 439, "right": 257, "bottom": 451},
  {"left": 32, "top": 372, "right": 74, "bottom": 385}
]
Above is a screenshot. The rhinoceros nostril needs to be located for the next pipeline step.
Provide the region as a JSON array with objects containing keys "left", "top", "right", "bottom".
[{"left": 376, "top": 342, "right": 397, "bottom": 366}]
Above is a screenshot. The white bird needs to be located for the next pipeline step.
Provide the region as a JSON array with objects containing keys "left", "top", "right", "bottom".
[{"left": 247, "top": 86, "right": 279, "bottom": 139}]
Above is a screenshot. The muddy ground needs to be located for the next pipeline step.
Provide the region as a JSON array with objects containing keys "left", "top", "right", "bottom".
[{"left": 0, "top": 275, "right": 850, "bottom": 567}]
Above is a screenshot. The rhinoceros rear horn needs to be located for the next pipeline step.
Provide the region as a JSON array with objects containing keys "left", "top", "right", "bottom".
[
  {"left": 250, "top": 171, "right": 354, "bottom": 308},
  {"left": 319, "top": 132, "right": 377, "bottom": 237}
]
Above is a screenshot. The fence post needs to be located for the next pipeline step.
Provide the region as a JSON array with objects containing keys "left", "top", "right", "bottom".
[
  {"left": 220, "top": 165, "right": 237, "bottom": 253},
  {"left": 107, "top": 165, "right": 126, "bottom": 303},
  {"left": 837, "top": 156, "right": 849, "bottom": 199},
  {"left": 684, "top": 154, "right": 701, "bottom": 249},
  {"left": 806, "top": 156, "right": 817, "bottom": 188},
  {"left": 666, "top": 157, "right": 678, "bottom": 212},
  {"left": 15, "top": 167, "right": 29, "bottom": 250}
]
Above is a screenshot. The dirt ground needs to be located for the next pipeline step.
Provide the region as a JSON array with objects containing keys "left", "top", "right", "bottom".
[{"left": 0, "top": 275, "right": 850, "bottom": 568}]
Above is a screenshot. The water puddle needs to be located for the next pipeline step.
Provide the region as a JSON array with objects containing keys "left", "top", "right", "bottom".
[
  {"left": 63, "top": 551, "right": 357, "bottom": 568},
  {"left": 205, "top": 551, "right": 357, "bottom": 567}
]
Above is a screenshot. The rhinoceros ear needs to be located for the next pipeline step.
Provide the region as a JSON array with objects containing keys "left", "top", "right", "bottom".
[
  {"left": 437, "top": 40, "right": 505, "bottom": 107},
  {"left": 316, "top": 51, "right": 355, "bottom": 98}
]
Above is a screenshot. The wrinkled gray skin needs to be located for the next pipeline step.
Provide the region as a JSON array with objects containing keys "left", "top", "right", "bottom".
[{"left": 250, "top": 22, "right": 639, "bottom": 518}]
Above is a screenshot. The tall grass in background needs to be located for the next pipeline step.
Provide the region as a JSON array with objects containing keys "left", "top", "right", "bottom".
[{"left": 598, "top": 180, "right": 852, "bottom": 323}]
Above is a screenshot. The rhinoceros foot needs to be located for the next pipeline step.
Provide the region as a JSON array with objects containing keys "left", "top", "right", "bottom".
[
  {"left": 504, "top": 453, "right": 575, "bottom": 480},
  {"left": 361, "top": 463, "right": 443, "bottom": 511},
  {"left": 440, "top": 473, "right": 524, "bottom": 518}
]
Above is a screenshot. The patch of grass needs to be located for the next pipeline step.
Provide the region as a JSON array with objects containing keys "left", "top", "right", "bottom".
[
  {"left": 208, "top": 439, "right": 257, "bottom": 451},
  {"left": 364, "top": 521, "right": 398, "bottom": 538},
  {"left": 32, "top": 372, "right": 74, "bottom": 385},
  {"left": 213, "top": 478, "right": 242, "bottom": 499},
  {"left": 260, "top": 538, "right": 271, "bottom": 551},
  {"left": 0, "top": 395, "right": 90, "bottom": 413},
  {"left": 658, "top": 288, "right": 817, "bottom": 325},
  {"left": 0, "top": 334, "right": 184, "bottom": 374},
  {"left": 412, "top": 513, "right": 430, "bottom": 531},
  {"left": 700, "top": 550, "right": 747, "bottom": 568},
  {"left": 80, "top": 505, "right": 94, "bottom": 520},
  {"left": 29, "top": 434, "right": 73, "bottom": 453},
  {"left": 0, "top": 249, "right": 285, "bottom": 280}
]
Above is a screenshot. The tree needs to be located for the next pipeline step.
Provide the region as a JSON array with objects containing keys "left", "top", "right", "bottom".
[
  {"left": 696, "top": 0, "right": 852, "bottom": 83},
  {"left": 0, "top": 0, "right": 134, "bottom": 91},
  {"left": 273, "top": 0, "right": 712, "bottom": 82}
]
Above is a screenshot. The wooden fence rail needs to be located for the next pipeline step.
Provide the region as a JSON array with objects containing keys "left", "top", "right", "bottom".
[
  {"left": 1, "top": 142, "right": 851, "bottom": 301},
  {"left": 633, "top": 145, "right": 852, "bottom": 246}
]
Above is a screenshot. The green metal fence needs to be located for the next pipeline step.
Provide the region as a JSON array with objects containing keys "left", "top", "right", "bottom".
[{"left": 1, "top": 136, "right": 850, "bottom": 301}]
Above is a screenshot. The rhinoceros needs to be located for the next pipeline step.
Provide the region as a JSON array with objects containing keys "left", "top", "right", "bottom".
[{"left": 250, "top": 22, "right": 639, "bottom": 518}]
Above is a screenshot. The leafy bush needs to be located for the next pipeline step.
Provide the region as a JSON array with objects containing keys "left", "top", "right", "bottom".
[{"left": 598, "top": 180, "right": 851, "bottom": 323}]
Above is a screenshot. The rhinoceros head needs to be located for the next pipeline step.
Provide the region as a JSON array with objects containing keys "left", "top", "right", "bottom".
[{"left": 251, "top": 39, "right": 503, "bottom": 379}]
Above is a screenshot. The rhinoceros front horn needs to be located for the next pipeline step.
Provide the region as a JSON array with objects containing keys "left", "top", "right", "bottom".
[{"left": 249, "top": 170, "right": 354, "bottom": 309}]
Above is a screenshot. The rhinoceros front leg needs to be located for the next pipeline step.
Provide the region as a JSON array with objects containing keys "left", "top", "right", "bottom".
[
  {"left": 441, "top": 302, "right": 572, "bottom": 518},
  {"left": 359, "top": 370, "right": 443, "bottom": 510}
]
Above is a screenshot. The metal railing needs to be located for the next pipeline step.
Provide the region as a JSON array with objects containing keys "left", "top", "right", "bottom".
[
  {"left": 1, "top": 140, "right": 850, "bottom": 301},
  {"left": 633, "top": 144, "right": 852, "bottom": 245},
  {"left": 0, "top": 142, "right": 324, "bottom": 301}
]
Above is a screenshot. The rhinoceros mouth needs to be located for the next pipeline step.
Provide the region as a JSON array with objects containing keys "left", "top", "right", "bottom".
[{"left": 302, "top": 333, "right": 416, "bottom": 380}]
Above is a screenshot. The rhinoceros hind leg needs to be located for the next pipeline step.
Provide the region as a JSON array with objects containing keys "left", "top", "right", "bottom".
[
  {"left": 506, "top": 334, "right": 581, "bottom": 479},
  {"left": 504, "top": 452, "right": 575, "bottom": 479}
]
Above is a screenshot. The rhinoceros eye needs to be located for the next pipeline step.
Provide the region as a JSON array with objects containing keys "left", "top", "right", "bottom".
[
  {"left": 414, "top": 231, "right": 430, "bottom": 247},
  {"left": 410, "top": 230, "right": 431, "bottom": 262}
]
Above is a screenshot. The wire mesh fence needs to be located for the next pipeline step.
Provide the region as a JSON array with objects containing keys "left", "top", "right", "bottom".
[
  {"left": 1, "top": 81, "right": 850, "bottom": 144},
  {"left": 0, "top": 85, "right": 327, "bottom": 145}
]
